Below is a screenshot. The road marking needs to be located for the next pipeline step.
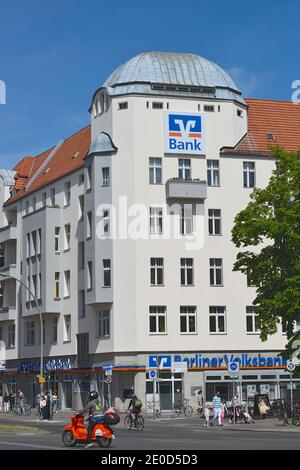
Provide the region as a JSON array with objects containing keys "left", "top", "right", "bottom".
[{"left": 0, "top": 440, "right": 64, "bottom": 450}]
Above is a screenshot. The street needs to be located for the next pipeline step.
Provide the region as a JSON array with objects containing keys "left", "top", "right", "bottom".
[{"left": 0, "top": 415, "right": 299, "bottom": 450}]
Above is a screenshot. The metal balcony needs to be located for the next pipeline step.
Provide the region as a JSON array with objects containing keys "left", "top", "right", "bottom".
[
  {"left": 0, "top": 224, "right": 17, "bottom": 244},
  {"left": 166, "top": 179, "right": 207, "bottom": 200},
  {"left": 0, "top": 264, "right": 17, "bottom": 280},
  {"left": 0, "top": 306, "right": 17, "bottom": 321}
]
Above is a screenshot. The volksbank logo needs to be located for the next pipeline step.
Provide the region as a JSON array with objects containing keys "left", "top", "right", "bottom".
[{"left": 164, "top": 112, "right": 205, "bottom": 155}]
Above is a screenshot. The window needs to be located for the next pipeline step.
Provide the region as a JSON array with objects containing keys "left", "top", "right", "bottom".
[
  {"left": 103, "top": 259, "right": 111, "bottom": 287},
  {"left": 78, "top": 195, "right": 84, "bottom": 220},
  {"left": 149, "top": 158, "right": 162, "bottom": 184},
  {"left": 87, "top": 261, "right": 93, "bottom": 291},
  {"left": 25, "top": 201, "right": 29, "bottom": 214},
  {"left": 149, "top": 306, "right": 166, "bottom": 334},
  {"left": 98, "top": 311, "right": 110, "bottom": 337},
  {"left": 64, "top": 224, "right": 71, "bottom": 250},
  {"left": 50, "top": 188, "right": 56, "bottom": 207},
  {"left": 246, "top": 306, "right": 260, "bottom": 333},
  {"left": 152, "top": 102, "right": 163, "bottom": 109},
  {"left": 64, "top": 270, "right": 71, "bottom": 298},
  {"left": 78, "top": 290, "right": 86, "bottom": 318},
  {"left": 26, "top": 321, "right": 35, "bottom": 345},
  {"left": 0, "top": 243, "right": 4, "bottom": 267},
  {"left": 37, "top": 228, "right": 42, "bottom": 255},
  {"left": 32, "top": 275, "right": 37, "bottom": 298},
  {"left": 27, "top": 277, "right": 31, "bottom": 302},
  {"left": 150, "top": 258, "right": 164, "bottom": 286},
  {"left": 204, "top": 105, "right": 215, "bottom": 112},
  {"left": 78, "top": 242, "right": 85, "bottom": 270},
  {"left": 181, "top": 258, "right": 194, "bottom": 286},
  {"left": 87, "top": 166, "right": 92, "bottom": 191},
  {"left": 52, "top": 318, "right": 58, "bottom": 343},
  {"left": 54, "top": 272, "right": 60, "bottom": 298},
  {"left": 79, "top": 173, "right": 84, "bottom": 185},
  {"left": 54, "top": 227, "right": 60, "bottom": 253},
  {"left": 208, "top": 209, "right": 222, "bottom": 235},
  {"left": 207, "top": 160, "right": 220, "bottom": 186},
  {"left": 210, "top": 258, "right": 223, "bottom": 286},
  {"left": 102, "top": 167, "right": 110, "bottom": 187},
  {"left": 150, "top": 207, "right": 163, "bottom": 235},
  {"left": 102, "top": 210, "right": 110, "bottom": 237},
  {"left": 118, "top": 101, "right": 128, "bottom": 110},
  {"left": 243, "top": 162, "right": 255, "bottom": 188},
  {"left": 180, "top": 306, "right": 196, "bottom": 334},
  {"left": 38, "top": 273, "right": 42, "bottom": 300},
  {"left": 8, "top": 324, "right": 15, "bottom": 348},
  {"left": 180, "top": 206, "right": 193, "bottom": 235},
  {"left": 179, "top": 159, "right": 191, "bottom": 180},
  {"left": 87, "top": 212, "right": 92, "bottom": 239},
  {"left": 77, "top": 333, "right": 89, "bottom": 360},
  {"left": 31, "top": 231, "right": 37, "bottom": 257},
  {"left": 64, "top": 315, "right": 71, "bottom": 342},
  {"left": 237, "top": 109, "right": 243, "bottom": 117},
  {"left": 209, "top": 306, "right": 226, "bottom": 333},
  {"left": 0, "top": 282, "right": 3, "bottom": 308},
  {"left": 32, "top": 197, "right": 37, "bottom": 212}
]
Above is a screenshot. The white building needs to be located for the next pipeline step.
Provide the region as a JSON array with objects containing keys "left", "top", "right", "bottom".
[{"left": 0, "top": 52, "right": 300, "bottom": 411}]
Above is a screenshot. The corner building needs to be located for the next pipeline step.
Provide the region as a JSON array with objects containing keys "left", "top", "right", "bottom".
[{"left": 0, "top": 52, "right": 300, "bottom": 411}]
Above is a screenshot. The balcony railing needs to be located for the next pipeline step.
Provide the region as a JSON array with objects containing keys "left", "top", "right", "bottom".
[
  {"left": 166, "top": 178, "right": 207, "bottom": 200},
  {"left": 0, "top": 223, "right": 17, "bottom": 243}
]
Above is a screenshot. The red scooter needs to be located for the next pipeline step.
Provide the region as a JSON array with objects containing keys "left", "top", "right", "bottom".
[{"left": 62, "top": 411, "right": 119, "bottom": 448}]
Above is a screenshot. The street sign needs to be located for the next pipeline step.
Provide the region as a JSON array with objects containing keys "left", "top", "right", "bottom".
[
  {"left": 171, "top": 361, "right": 188, "bottom": 373},
  {"left": 148, "top": 369, "right": 158, "bottom": 380},
  {"left": 287, "top": 383, "right": 296, "bottom": 390},
  {"left": 104, "top": 376, "right": 112, "bottom": 384},
  {"left": 287, "top": 361, "right": 296, "bottom": 372},
  {"left": 228, "top": 361, "right": 240, "bottom": 374},
  {"left": 102, "top": 364, "right": 113, "bottom": 376},
  {"left": 38, "top": 376, "right": 46, "bottom": 384},
  {"left": 0, "top": 361, "right": 5, "bottom": 371}
]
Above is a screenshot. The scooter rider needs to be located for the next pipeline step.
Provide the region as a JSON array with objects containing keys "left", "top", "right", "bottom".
[{"left": 76, "top": 391, "right": 104, "bottom": 448}]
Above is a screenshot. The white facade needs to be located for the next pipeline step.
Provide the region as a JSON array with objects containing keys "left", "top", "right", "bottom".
[{"left": 0, "top": 52, "right": 296, "bottom": 411}]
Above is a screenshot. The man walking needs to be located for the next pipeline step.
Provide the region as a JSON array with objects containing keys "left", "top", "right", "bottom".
[{"left": 212, "top": 391, "right": 222, "bottom": 426}]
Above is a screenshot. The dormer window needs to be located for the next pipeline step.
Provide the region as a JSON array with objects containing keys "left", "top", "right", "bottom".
[{"left": 267, "top": 133, "right": 275, "bottom": 141}]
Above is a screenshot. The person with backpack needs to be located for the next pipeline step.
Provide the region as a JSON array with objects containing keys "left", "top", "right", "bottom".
[
  {"left": 128, "top": 395, "right": 142, "bottom": 417},
  {"left": 76, "top": 391, "right": 104, "bottom": 448}
]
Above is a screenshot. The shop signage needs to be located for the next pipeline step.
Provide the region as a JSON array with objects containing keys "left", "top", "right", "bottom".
[
  {"left": 287, "top": 383, "right": 296, "bottom": 390},
  {"left": 247, "top": 385, "right": 257, "bottom": 397},
  {"left": 146, "top": 394, "right": 160, "bottom": 414},
  {"left": 171, "top": 361, "right": 188, "bottom": 373},
  {"left": 260, "top": 384, "right": 270, "bottom": 394},
  {"left": 20, "top": 358, "right": 72, "bottom": 373},
  {"left": 149, "top": 353, "right": 286, "bottom": 370},
  {"left": 164, "top": 112, "right": 205, "bottom": 155}
]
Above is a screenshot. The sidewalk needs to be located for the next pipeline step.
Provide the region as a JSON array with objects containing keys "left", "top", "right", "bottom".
[{"left": 223, "top": 418, "right": 300, "bottom": 433}]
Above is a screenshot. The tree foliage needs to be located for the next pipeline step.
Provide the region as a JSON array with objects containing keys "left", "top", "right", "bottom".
[{"left": 231, "top": 148, "right": 300, "bottom": 355}]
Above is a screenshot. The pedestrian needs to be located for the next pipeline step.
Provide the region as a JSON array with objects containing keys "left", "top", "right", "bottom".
[
  {"left": 3, "top": 393, "right": 10, "bottom": 413},
  {"left": 52, "top": 390, "right": 58, "bottom": 413},
  {"left": 220, "top": 399, "right": 228, "bottom": 426},
  {"left": 212, "top": 391, "right": 222, "bottom": 426},
  {"left": 196, "top": 390, "right": 204, "bottom": 414},
  {"left": 44, "top": 393, "right": 51, "bottom": 420},
  {"left": 18, "top": 389, "right": 25, "bottom": 414},
  {"left": 36, "top": 392, "right": 41, "bottom": 417},
  {"left": 203, "top": 403, "right": 210, "bottom": 427},
  {"left": 9, "top": 390, "right": 15, "bottom": 411},
  {"left": 231, "top": 393, "right": 239, "bottom": 423},
  {"left": 39, "top": 395, "right": 47, "bottom": 420}
]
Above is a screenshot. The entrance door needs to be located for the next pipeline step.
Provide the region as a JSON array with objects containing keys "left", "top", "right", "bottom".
[
  {"left": 64, "top": 382, "right": 73, "bottom": 409},
  {"left": 159, "top": 382, "right": 172, "bottom": 411}
]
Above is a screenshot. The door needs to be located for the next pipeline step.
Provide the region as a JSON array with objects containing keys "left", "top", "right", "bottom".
[
  {"left": 159, "top": 382, "right": 172, "bottom": 411},
  {"left": 63, "top": 382, "right": 73, "bottom": 409}
]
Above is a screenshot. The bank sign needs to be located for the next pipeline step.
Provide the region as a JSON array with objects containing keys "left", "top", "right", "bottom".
[
  {"left": 164, "top": 112, "right": 205, "bottom": 155},
  {"left": 149, "top": 353, "right": 286, "bottom": 370}
]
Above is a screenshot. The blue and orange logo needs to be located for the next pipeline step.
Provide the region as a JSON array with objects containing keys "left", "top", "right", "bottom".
[
  {"left": 168, "top": 114, "right": 202, "bottom": 139},
  {"left": 165, "top": 112, "right": 204, "bottom": 154}
]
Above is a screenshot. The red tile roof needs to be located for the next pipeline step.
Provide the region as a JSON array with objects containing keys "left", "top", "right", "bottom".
[
  {"left": 222, "top": 99, "right": 300, "bottom": 155},
  {"left": 6, "top": 125, "right": 91, "bottom": 206}
]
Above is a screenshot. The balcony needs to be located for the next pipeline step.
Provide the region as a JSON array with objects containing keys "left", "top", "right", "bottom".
[
  {"left": 0, "top": 224, "right": 17, "bottom": 244},
  {"left": 0, "top": 264, "right": 17, "bottom": 280},
  {"left": 0, "top": 306, "right": 17, "bottom": 321},
  {"left": 166, "top": 179, "right": 207, "bottom": 200}
]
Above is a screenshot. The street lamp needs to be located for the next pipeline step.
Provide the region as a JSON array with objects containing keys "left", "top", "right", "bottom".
[{"left": 0, "top": 272, "right": 44, "bottom": 394}]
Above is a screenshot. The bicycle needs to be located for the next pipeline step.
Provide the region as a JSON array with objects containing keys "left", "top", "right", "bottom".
[
  {"left": 277, "top": 404, "right": 300, "bottom": 426},
  {"left": 174, "top": 398, "right": 193, "bottom": 417},
  {"left": 13, "top": 401, "right": 31, "bottom": 416},
  {"left": 124, "top": 410, "right": 144, "bottom": 431}
]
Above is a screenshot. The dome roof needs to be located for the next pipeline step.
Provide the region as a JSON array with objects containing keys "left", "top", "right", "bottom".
[
  {"left": 101, "top": 52, "right": 244, "bottom": 104},
  {"left": 89, "top": 132, "right": 117, "bottom": 155}
]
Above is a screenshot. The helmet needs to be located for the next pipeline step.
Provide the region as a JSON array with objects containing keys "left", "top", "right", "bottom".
[{"left": 89, "top": 391, "right": 99, "bottom": 400}]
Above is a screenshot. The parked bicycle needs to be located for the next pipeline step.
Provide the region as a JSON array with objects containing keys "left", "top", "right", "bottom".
[
  {"left": 13, "top": 400, "right": 31, "bottom": 416},
  {"left": 174, "top": 398, "right": 193, "bottom": 417},
  {"left": 124, "top": 410, "right": 144, "bottom": 431},
  {"left": 276, "top": 401, "right": 300, "bottom": 426}
]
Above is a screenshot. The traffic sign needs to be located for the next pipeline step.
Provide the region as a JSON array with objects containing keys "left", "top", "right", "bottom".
[
  {"left": 286, "top": 361, "right": 296, "bottom": 372},
  {"left": 287, "top": 383, "right": 296, "bottom": 390},
  {"left": 148, "top": 369, "right": 158, "bottom": 380},
  {"left": 228, "top": 361, "right": 240, "bottom": 374},
  {"left": 102, "top": 364, "right": 113, "bottom": 376},
  {"left": 104, "top": 376, "right": 112, "bottom": 384}
]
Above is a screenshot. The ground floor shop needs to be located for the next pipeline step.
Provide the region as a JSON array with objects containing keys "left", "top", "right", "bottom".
[{"left": 0, "top": 351, "right": 299, "bottom": 412}]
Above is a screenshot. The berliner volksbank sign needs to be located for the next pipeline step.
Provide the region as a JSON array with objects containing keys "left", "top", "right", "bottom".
[{"left": 164, "top": 112, "right": 205, "bottom": 155}]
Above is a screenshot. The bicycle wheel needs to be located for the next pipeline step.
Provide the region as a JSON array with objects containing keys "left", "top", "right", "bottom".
[
  {"left": 184, "top": 406, "right": 193, "bottom": 417},
  {"left": 26, "top": 406, "right": 31, "bottom": 416},
  {"left": 135, "top": 416, "right": 144, "bottom": 431},
  {"left": 174, "top": 405, "right": 181, "bottom": 417},
  {"left": 124, "top": 415, "right": 133, "bottom": 430},
  {"left": 292, "top": 415, "right": 300, "bottom": 426},
  {"left": 283, "top": 410, "right": 292, "bottom": 425}
]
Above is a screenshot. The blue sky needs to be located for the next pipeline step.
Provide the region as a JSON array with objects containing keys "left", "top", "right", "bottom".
[{"left": 0, "top": 0, "right": 299, "bottom": 168}]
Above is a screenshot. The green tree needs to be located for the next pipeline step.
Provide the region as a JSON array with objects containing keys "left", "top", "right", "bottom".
[{"left": 231, "top": 148, "right": 300, "bottom": 357}]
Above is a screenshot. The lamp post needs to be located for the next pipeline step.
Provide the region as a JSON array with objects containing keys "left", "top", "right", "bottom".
[{"left": 0, "top": 272, "right": 44, "bottom": 394}]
